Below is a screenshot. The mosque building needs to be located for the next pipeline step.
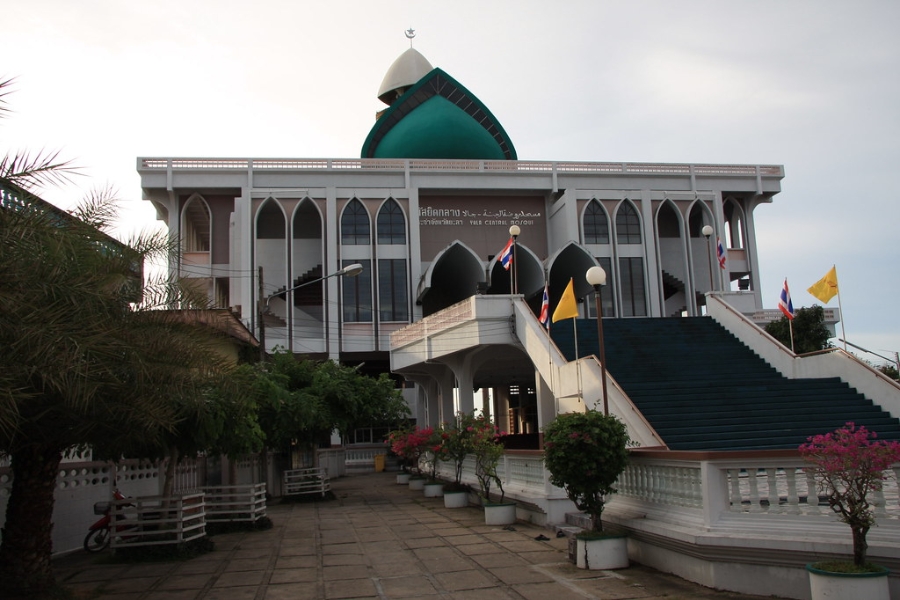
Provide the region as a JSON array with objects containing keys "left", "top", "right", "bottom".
[
  {"left": 139, "top": 42, "right": 784, "bottom": 432},
  {"left": 135, "top": 42, "right": 900, "bottom": 597}
]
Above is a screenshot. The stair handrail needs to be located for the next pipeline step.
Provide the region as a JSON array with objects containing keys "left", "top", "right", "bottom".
[
  {"left": 511, "top": 298, "right": 666, "bottom": 448},
  {"left": 707, "top": 292, "right": 900, "bottom": 417}
]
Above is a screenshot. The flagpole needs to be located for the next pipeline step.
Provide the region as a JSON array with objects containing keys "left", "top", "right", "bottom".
[
  {"left": 573, "top": 317, "right": 581, "bottom": 403},
  {"left": 835, "top": 265, "right": 847, "bottom": 352},
  {"left": 548, "top": 320, "right": 556, "bottom": 414},
  {"left": 788, "top": 319, "right": 795, "bottom": 353}
]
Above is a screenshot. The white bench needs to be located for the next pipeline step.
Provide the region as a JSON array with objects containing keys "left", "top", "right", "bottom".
[
  {"left": 202, "top": 483, "right": 267, "bottom": 522},
  {"left": 283, "top": 468, "right": 331, "bottom": 497}
]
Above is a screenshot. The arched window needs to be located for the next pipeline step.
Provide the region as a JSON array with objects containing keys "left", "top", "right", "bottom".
[
  {"left": 723, "top": 199, "right": 745, "bottom": 249},
  {"left": 616, "top": 202, "right": 642, "bottom": 244},
  {"left": 583, "top": 200, "right": 609, "bottom": 244},
  {"left": 341, "top": 199, "right": 370, "bottom": 245},
  {"left": 377, "top": 198, "right": 406, "bottom": 244},
  {"left": 182, "top": 195, "right": 211, "bottom": 252}
]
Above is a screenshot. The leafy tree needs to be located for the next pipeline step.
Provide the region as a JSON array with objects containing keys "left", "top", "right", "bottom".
[
  {"left": 876, "top": 363, "right": 898, "bottom": 381},
  {"left": 249, "top": 349, "right": 409, "bottom": 456},
  {"left": 765, "top": 305, "right": 833, "bottom": 354}
]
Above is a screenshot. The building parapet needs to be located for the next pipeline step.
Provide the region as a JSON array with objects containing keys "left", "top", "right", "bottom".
[{"left": 138, "top": 157, "right": 784, "bottom": 179}]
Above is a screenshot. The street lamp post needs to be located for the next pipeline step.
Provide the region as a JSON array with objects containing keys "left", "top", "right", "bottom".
[
  {"left": 585, "top": 266, "right": 609, "bottom": 415},
  {"left": 509, "top": 224, "right": 520, "bottom": 295},
  {"left": 258, "top": 263, "right": 363, "bottom": 361},
  {"left": 701, "top": 225, "right": 715, "bottom": 294}
]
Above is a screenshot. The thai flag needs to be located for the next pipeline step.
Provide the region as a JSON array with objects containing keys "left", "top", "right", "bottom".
[
  {"left": 778, "top": 278, "right": 794, "bottom": 320},
  {"left": 716, "top": 237, "right": 727, "bottom": 270},
  {"left": 499, "top": 237, "right": 514, "bottom": 271},
  {"left": 539, "top": 283, "right": 549, "bottom": 327}
]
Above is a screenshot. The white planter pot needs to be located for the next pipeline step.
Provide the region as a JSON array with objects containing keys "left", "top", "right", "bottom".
[
  {"left": 807, "top": 564, "right": 890, "bottom": 600},
  {"left": 443, "top": 491, "right": 469, "bottom": 508},
  {"left": 408, "top": 477, "right": 425, "bottom": 491},
  {"left": 423, "top": 483, "right": 444, "bottom": 497},
  {"left": 576, "top": 534, "right": 629, "bottom": 570},
  {"left": 484, "top": 502, "right": 516, "bottom": 525},
  {"left": 396, "top": 473, "right": 411, "bottom": 485}
]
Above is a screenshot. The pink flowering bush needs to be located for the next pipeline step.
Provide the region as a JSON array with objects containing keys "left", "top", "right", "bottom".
[
  {"left": 543, "top": 410, "right": 630, "bottom": 533},
  {"left": 799, "top": 422, "right": 900, "bottom": 568},
  {"left": 443, "top": 413, "right": 477, "bottom": 491},
  {"left": 421, "top": 425, "right": 450, "bottom": 481},
  {"left": 387, "top": 425, "right": 434, "bottom": 476}
]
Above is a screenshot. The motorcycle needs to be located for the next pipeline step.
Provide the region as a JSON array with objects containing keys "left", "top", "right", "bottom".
[{"left": 83, "top": 488, "right": 133, "bottom": 552}]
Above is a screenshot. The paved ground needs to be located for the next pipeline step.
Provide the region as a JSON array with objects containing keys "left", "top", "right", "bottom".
[{"left": 54, "top": 472, "right": 786, "bottom": 599}]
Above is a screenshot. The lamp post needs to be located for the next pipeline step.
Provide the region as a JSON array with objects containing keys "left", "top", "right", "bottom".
[
  {"left": 509, "top": 224, "right": 520, "bottom": 295},
  {"left": 258, "top": 263, "right": 363, "bottom": 361},
  {"left": 586, "top": 266, "right": 609, "bottom": 415},
  {"left": 701, "top": 225, "right": 715, "bottom": 294}
]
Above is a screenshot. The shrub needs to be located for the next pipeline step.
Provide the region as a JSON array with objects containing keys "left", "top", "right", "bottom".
[
  {"left": 799, "top": 422, "right": 900, "bottom": 567},
  {"left": 543, "top": 410, "right": 630, "bottom": 533}
]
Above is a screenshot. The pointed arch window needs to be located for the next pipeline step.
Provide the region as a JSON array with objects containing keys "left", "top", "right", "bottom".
[
  {"left": 583, "top": 200, "right": 609, "bottom": 244},
  {"left": 616, "top": 202, "right": 642, "bottom": 244},
  {"left": 723, "top": 199, "right": 745, "bottom": 249},
  {"left": 378, "top": 259, "right": 408, "bottom": 321},
  {"left": 182, "top": 195, "right": 211, "bottom": 252},
  {"left": 377, "top": 198, "right": 406, "bottom": 244},
  {"left": 341, "top": 199, "right": 370, "bottom": 245}
]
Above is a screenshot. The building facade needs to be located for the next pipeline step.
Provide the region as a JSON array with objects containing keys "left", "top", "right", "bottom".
[{"left": 139, "top": 47, "right": 783, "bottom": 422}]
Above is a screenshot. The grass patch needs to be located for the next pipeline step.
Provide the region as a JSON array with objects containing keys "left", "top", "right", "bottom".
[
  {"left": 810, "top": 560, "right": 887, "bottom": 574},
  {"left": 575, "top": 529, "right": 627, "bottom": 541}
]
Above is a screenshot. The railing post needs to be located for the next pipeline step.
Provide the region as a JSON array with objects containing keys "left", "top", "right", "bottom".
[{"left": 700, "top": 461, "right": 727, "bottom": 527}]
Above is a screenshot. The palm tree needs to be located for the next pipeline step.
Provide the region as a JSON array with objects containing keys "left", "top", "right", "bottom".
[{"left": 0, "top": 80, "right": 240, "bottom": 596}]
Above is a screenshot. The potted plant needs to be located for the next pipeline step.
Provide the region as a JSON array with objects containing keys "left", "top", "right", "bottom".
[
  {"left": 403, "top": 426, "right": 432, "bottom": 490},
  {"left": 799, "top": 422, "right": 900, "bottom": 599},
  {"left": 422, "top": 426, "right": 448, "bottom": 498},
  {"left": 387, "top": 427, "right": 413, "bottom": 484},
  {"left": 468, "top": 414, "right": 513, "bottom": 524},
  {"left": 543, "top": 409, "right": 630, "bottom": 570},
  {"left": 442, "top": 413, "right": 476, "bottom": 508}
]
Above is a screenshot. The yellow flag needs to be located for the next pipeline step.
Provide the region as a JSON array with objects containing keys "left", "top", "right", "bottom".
[
  {"left": 552, "top": 278, "right": 579, "bottom": 323},
  {"left": 807, "top": 266, "right": 839, "bottom": 304}
]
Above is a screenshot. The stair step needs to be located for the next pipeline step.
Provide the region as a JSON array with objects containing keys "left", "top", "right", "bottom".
[{"left": 549, "top": 316, "right": 900, "bottom": 451}]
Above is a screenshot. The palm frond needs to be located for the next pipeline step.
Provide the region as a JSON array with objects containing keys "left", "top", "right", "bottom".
[
  {"left": 0, "top": 76, "right": 14, "bottom": 118},
  {"left": 0, "top": 149, "right": 79, "bottom": 190}
]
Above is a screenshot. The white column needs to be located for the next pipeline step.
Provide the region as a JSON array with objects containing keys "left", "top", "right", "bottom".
[{"left": 325, "top": 187, "right": 339, "bottom": 360}]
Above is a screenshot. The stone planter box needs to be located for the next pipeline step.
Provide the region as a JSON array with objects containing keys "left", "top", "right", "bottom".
[
  {"left": 483, "top": 502, "right": 516, "bottom": 525},
  {"left": 807, "top": 563, "right": 890, "bottom": 600}
]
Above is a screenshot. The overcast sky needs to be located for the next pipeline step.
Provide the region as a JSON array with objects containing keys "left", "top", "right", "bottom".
[{"left": 4, "top": 1, "right": 899, "bottom": 367}]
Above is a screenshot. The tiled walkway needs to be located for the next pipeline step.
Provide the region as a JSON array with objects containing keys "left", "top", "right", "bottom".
[{"left": 54, "top": 472, "right": 785, "bottom": 599}]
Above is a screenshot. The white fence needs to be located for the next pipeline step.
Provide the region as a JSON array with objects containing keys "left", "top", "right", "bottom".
[
  {"left": 616, "top": 454, "right": 900, "bottom": 525},
  {"left": 1, "top": 456, "right": 257, "bottom": 556},
  {"left": 109, "top": 492, "right": 206, "bottom": 549},
  {"left": 202, "top": 483, "right": 267, "bottom": 523},
  {"left": 344, "top": 445, "right": 386, "bottom": 475},
  {"left": 283, "top": 468, "right": 331, "bottom": 497}
]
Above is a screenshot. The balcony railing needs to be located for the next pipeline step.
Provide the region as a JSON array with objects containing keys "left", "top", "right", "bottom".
[{"left": 139, "top": 157, "right": 784, "bottom": 178}]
